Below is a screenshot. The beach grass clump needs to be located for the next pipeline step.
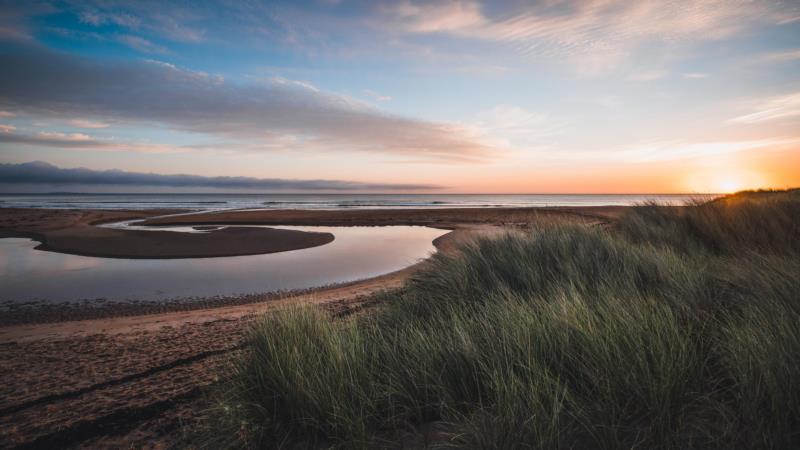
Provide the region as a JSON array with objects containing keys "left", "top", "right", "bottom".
[
  {"left": 619, "top": 188, "right": 800, "bottom": 254},
  {"left": 204, "top": 189, "right": 800, "bottom": 449}
]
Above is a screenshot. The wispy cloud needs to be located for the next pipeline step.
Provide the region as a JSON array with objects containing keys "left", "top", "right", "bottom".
[
  {"left": 116, "top": 34, "right": 169, "bottom": 54},
  {"left": 471, "top": 105, "right": 564, "bottom": 150},
  {"left": 79, "top": 10, "right": 140, "bottom": 27},
  {"left": 363, "top": 89, "right": 392, "bottom": 102},
  {"left": 381, "top": 0, "right": 790, "bottom": 74},
  {"left": 776, "top": 14, "right": 800, "bottom": 25},
  {"left": 609, "top": 138, "right": 798, "bottom": 162},
  {"left": 75, "top": 2, "right": 205, "bottom": 43},
  {"left": 730, "top": 92, "right": 800, "bottom": 124},
  {"left": 627, "top": 70, "right": 667, "bottom": 82},
  {"left": 69, "top": 119, "right": 110, "bottom": 129},
  {"left": 0, "top": 161, "right": 441, "bottom": 191},
  {"left": 535, "top": 136, "right": 800, "bottom": 165},
  {"left": 0, "top": 129, "right": 191, "bottom": 154},
  {"left": 37, "top": 131, "right": 93, "bottom": 142},
  {"left": 762, "top": 49, "right": 800, "bottom": 62},
  {"left": 683, "top": 72, "right": 710, "bottom": 79},
  {"left": 0, "top": 43, "right": 495, "bottom": 161},
  {"left": 0, "top": 1, "right": 55, "bottom": 41},
  {"left": 593, "top": 95, "right": 622, "bottom": 109},
  {"left": 386, "top": 0, "right": 484, "bottom": 33}
]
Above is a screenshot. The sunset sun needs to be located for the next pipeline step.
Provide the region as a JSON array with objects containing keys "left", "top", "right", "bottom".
[
  {"left": 717, "top": 178, "right": 743, "bottom": 194},
  {"left": 685, "top": 169, "right": 772, "bottom": 194}
]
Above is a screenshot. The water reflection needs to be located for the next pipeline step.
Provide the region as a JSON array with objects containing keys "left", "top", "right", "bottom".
[{"left": 0, "top": 226, "right": 447, "bottom": 304}]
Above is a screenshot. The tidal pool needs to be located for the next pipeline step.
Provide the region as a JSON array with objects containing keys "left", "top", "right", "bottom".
[{"left": 0, "top": 226, "right": 447, "bottom": 305}]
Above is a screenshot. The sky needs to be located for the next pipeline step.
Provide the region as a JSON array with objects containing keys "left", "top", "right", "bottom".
[{"left": 0, "top": 0, "right": 799, "bottom": 193}]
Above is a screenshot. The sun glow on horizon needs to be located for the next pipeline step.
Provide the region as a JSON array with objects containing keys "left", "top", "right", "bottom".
[
  {"left": 718, "top": 180, "right": 742, "bottom": 193},
  {"left": 684, "top": 169, "right": 772, "bottom": 194},
  {"left": 711, "top": 176, "right": 747, "bottom": 194}
]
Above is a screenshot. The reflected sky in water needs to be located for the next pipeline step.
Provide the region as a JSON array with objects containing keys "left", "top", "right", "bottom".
[{"left": 0, "top": 226, "right": 447, "bottom": 305}]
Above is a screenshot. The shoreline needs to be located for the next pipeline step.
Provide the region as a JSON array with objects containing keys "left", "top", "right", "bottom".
[
  {"left": 0, "top": 205, "right": 622, "bottom": 448},
  {"left": 0, "top": 205, "right": 622, "bottom": 259},
  {"left": 0, "top": 206, "right": 620, "bottom": 328},
  {"left": 0, "top": 226, "right": 479, "bottom": 329}
]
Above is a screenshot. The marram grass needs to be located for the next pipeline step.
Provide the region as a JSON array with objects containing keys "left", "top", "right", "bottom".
[{"left": 201, "top": 189, "right": 800, "bottom": 449}]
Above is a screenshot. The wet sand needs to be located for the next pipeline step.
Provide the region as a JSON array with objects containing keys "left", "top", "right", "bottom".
[
  {"left": 140, "top": 204, "right": 625, "bottom": 228},
  {"left": 0, "top": 206, "right": 622, "bottom": 448},
  {"left": 0, "top": 208, "right": 333, "bottom": 258}
]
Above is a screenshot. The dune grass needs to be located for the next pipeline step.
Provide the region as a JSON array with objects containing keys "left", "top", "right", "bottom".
[{"left": 203, "top": 189, "right": 800, "bottom": 449}]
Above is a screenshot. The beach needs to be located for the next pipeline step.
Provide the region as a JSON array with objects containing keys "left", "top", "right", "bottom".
[
  {"left": 1, "top": 192, "right": 798, "bottom": 448},
  {"left": 0, "top": 205, "right": 612, "bottom": 448},
  {"left": 3, "top": 4, "right": 796, "bottom": 445}
]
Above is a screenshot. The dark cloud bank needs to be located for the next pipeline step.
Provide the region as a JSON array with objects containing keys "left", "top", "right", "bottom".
[
  {"left": 0, "top": 42, "right": 490, "bottom": 161},
  {"left": 0, "top": 161, "right": 439, "bottom": 191}
]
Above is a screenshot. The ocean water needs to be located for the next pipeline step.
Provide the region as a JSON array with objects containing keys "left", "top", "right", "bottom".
[{"left": 0, "top": 193, "right": 716, "bottom": 210}]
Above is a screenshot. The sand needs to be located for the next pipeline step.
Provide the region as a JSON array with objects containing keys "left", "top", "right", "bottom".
[
  {"left": 140, "top": 205, "right": 625, "bottom": 228},
  {"left": 0, "top": 205, "right": 622, "bottom": 448},
  {"left": 0, "top": 208, "right": 333, "bottom": 258}
]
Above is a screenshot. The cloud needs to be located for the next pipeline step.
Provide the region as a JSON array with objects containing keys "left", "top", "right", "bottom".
[
  {"left": 471, "top": 105, "right": 564, "bottom": 150},
  {"left": 381, "top": 0, "right": 790, "bottom": 74},
  {"left": 531, "top": 136, "right": 800, "bottom": 165},
  {"left": 37, "top": 131, "right": 92, "bottom": 141},
  {"left": 450, "top": 64, "right": 511, "bottom": 76},
  {"left": 0, "top": 129, "right": 190, "bottom": 153},
  {"left": 74, "top": 2, "right": 204, "bottom": 43},
  {"left": 0, "top": 161, "right": 441, "bottom": 191},
  {"left": 683, "top": 72, "right": 710, "bottom": 79},
  {"left": 149, "top": 13, "right": 205, "bottom": 43},
  {"left": 730, "top": 92, "right": 800, "bottom": 124},
  {"left": 116, "top": 34, "right": 169, "bottom": 54},
  {"left": 363, "top": 89, "right": 392, "bottom": 102},
  {"left": 593, "top": 95, "right": 622, "bottom": 108},
  {"left": 79, "top": 10, "right": 141, "bottom": 28},
  {"left": 762, "top": 49, "right": 800, "bottom": 62},
  {"left": 609, "top": 138, "right": 798, "bottom": 162},
  {"left": 69, "top": 118, "right": 110, "bottom": 129},
  {"left": 387, "top": 0, "right": 484, "bottom": 33},
  {"left": 776, "top": 14, "right": 800, "bottom": 25},
  {"left": 0, "top": 1, "right": 56, "bottom": 41},
  {"left": 626, "top": 70, "right": 667, "bottom": 82},
  {"left": 0, "top": 43, "right": 494, "bottom": 161}
]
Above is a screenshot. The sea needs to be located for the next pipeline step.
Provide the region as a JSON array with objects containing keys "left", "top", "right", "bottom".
[{"left": 0, "top": 193, "right": 716, "bottom": 210}]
